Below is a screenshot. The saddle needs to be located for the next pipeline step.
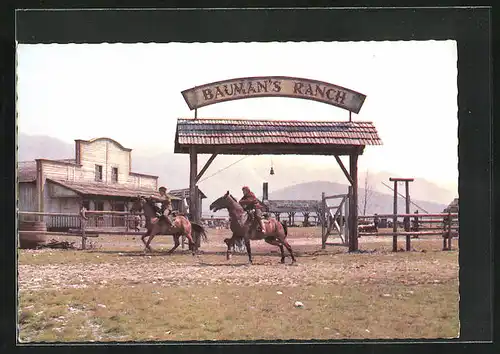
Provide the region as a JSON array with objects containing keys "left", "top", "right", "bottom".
[{"left": 245, "top": 209, "right": 266, "bottom": 233}]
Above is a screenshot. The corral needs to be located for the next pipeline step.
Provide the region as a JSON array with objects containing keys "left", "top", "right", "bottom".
[{"left": 17, "top": 226, "right": 459, "bottom": 342}]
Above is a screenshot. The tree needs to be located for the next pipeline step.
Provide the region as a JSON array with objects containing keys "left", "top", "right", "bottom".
[{"left": 361, "top": 170, "right": 375, "bottom": 215}]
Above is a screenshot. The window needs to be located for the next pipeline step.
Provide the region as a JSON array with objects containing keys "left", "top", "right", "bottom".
[
  {"left": 111, "top": 167, "right": 118, "bottom": 183},
  {"left": 82, "top": 200, "right": 90, "bottom": 210},
  {"left": 95, "top": 201, "right": 104, "bottom": 211},
  {"left": 95, "top": 165, "right": 103, "bottom": 181}
]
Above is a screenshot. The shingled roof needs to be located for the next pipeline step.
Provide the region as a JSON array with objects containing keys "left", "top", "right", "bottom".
[
  {"left": 170, "top": 188, "right": 207, "bottom": 199},
  {"left": 48, "top": 179, "right": 181, "bottom": 200},
  {"left": 18, "top": 161, "right": 37, "bottom": 182},
  {"left": 174, "top": 118, "right": 382, "bottom": 155},
  {"left": 264, "top": 200, "right": 322, "bottom": 213}
]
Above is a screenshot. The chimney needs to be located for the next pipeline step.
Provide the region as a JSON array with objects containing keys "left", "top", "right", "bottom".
[
  {"left": 262, "top": 182, "right": 269, "bottom": 201},
  {"left": 75, "top": 140, "right": 81, "bottom": 164}
]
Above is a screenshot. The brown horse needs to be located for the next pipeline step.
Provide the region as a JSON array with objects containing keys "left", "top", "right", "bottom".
[
  {"left": 130, "top": 196, "right": 207, "bottom": 255},
  {"left": 209, "top": 191, "right": 296, "bottom": 264}
]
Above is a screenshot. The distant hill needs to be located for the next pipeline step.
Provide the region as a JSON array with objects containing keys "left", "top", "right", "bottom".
[
  {"left": 18, "top": 134, "right": 75, "bottom": 161},
  {"left": 17, "top": 133, "right": 455, "bottom": 216}
]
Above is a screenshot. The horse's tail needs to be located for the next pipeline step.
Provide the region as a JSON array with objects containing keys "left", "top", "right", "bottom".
[
  {"left": 280, "top": 221, "right": 288, "bottom": 237},
  {"left": 191, "top": 222, "right": 208, "bottom": 242}
]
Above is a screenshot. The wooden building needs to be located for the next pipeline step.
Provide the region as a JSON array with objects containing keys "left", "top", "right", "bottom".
[
  {"left": 443, "top": 198, "right": 459, "bottom": 213},
  {"left": 18, "top": 137, "right": 182, "bottom": 228}
]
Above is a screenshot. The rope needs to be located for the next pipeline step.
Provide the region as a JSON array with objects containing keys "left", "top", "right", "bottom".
[{"left": 198, "top": 156, "right": 250, "bottom": 183}]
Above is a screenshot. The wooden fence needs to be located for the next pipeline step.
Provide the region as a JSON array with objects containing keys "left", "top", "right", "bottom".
[
  {"left": 18, "top": 210, "right": 154, "bottom": 250},
  {"left": 357, "top": 212, "right": 459, "bottom": 252}
]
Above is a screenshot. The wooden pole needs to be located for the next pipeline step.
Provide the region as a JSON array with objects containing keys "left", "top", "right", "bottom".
[
  {"left": 392, "top": 181, "right": 398, "bottom": 252},
  {"left": 345, "top": 189, "right": 350, "bottom": 246},
  {"left": 321, "top": 192, "right": 326, "bottom": 249},
  {"left": 443, "top": 210, "right": 452, "bottom": 251},
  {"left": 448, "top": 210, "right": 453, "bottom": 250},
  {"left": 405, "top": 181, "right": 411, "bottom": 251},
  {"left": 80, "top": 215, "right": 87, "bottom": 250},
  {"left": 349, "top": 153, "right": 359, "bottom": 252},
  {"left": 189, "top": 147, "right": 198, "bottom": 250},
  {"left": 195, "top": 185, "right": 201, "bottom": 248}
]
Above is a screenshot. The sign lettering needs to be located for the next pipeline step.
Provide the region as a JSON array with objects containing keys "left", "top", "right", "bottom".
[{"left": 181, "top": 76, "right": 366, "bottom": 114}]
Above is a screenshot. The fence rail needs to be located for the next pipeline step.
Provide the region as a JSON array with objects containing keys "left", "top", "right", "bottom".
[
  {"left": 357, "top": 211, "right": 458, "bottom": 251},
  {"left": 18, "top": 210, "right": 148, "bottom": 250},
  {"left": 357, "top": 212, "right": 458, "bottom": 219}
]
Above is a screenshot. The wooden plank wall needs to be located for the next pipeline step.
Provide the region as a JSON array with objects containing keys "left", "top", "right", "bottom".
[
  {"left": 19, "top": 183, "right": 37, "bottom": 211},
  {"left": 42, "top": 139, "right": 157, "bottom": 189},
  {"left": 80, "top": 139, "right": 130, "bottom": 183}
]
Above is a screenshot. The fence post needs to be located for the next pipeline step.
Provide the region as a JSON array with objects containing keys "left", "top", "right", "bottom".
[
  {"left": 321, "top": 192, "right": 326, "bottom": 249},
  {"left": 80, "top": 215, "right": 87, "bottom": 250},
  {"left": 344, "top": 191, "right": 350, "bottom": 246},
  {"left": 444, "top": 210, "right": 452, "bottom": 251},
  {"left": 448, "top": 211, "right": 453, "bottom": 250},
  {"left": 405, "top": 181, "right": 411, "bottom": 251},
  {"left": 392, "top": 181, "right": 398, "bottom": 252}
]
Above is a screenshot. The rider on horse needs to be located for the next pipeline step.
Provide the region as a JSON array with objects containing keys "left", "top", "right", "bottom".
[
  {"left": 149, "top": 186, "right": 174, "bottom": 227},
  {"left": 239, "top": 186, "right": 266, "bottom": 234}
]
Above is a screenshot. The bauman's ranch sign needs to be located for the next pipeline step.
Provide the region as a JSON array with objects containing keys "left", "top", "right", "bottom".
[{"left": 181, "top": 76, "right": 366, "bottom": 114}]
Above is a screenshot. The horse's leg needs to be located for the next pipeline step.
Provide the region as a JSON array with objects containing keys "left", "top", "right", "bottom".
[
  {"left": 186, "top": 231, "right": 196, "bottom": 256},
  {"left": 145, "top": 226, "right": 159, "bottom": 252},
  {"left": 264, "top": 236, "right": 286, "bottom": 264},
  {"left": 181, "top": 224, "right": 196, "bottom": 255},
  {"left": 167, "top": 234, "right": 181, "bottom": 254},
  {"left": 282, "top": 238, "right": 296, "bottom": 264},
  {"left": 278, "top": 244, "right": 286, "bottom": 264},
  {"left": 224, "top": 238, "right": 234, "bottom": 260},
  {"left": 141, "top": 228, "right": 151, "bottom": 252},
  {"left": 245, "top": 237, "right": 252, "bottom": 265}
]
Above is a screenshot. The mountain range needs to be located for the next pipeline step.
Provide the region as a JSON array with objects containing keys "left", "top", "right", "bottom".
[{"left": 18, "top": 133, "right": 456, "bottom": 215}]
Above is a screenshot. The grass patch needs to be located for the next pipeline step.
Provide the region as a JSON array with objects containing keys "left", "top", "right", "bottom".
[{"left": 18, "top": 280, "right": 459, "bottom": 342}]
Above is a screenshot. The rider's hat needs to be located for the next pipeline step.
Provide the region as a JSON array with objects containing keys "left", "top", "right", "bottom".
[
  {"left": 242, "top": 186, "right": 249, "bottom": 190},
  {"left": 159, "top": 186, "right": 167, "bottom": 191}
]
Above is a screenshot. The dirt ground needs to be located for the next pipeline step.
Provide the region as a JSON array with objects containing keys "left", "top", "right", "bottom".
[{"left": 17, "top": 227, "right": 460, "bottom": 342}]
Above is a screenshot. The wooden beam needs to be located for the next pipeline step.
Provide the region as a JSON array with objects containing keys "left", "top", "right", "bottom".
[
  {"left": 348, "top": 153, "right": 359, "bottom": 252},
  {"left": 195, "top": 153, "right": 218, "bottom": 183},
  {"left": 175, "top": 144, "right": 363, "bottom": 156},
  {"left": 334, "top": 155, "right": 354, "bottom": 186}
]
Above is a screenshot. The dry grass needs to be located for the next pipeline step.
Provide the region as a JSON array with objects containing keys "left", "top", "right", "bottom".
[{"left": 17, "top": 227, "right": 460, "bottom": 342}]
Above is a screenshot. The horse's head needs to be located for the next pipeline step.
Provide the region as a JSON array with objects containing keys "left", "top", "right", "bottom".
[
  {"left": 130, "top": 195, "right": 147, "bottom": 213},
  {"left": 210, "top": 191, "right": 234, "bottom": 212}
]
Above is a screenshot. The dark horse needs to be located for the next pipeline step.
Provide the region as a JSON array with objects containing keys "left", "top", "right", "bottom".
[
  {"left": 130, "top": 196, "right": 207, "bottom": 255},
  {"left": 209, "top": 191, "right": 296, "bottom": 264}
]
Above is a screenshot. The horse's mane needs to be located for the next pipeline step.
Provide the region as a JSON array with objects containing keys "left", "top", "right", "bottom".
[{"left": 229, "top": 194, "right": 238, "bottom": 203}]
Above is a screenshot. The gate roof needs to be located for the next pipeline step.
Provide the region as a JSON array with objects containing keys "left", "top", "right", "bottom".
[{"left": 174, "top": 118, "right": 382, "bottom": 155}]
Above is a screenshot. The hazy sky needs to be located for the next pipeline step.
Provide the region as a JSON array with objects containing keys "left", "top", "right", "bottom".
[{"left": 16, "top": 41, "right": 458, "bottom": 190}]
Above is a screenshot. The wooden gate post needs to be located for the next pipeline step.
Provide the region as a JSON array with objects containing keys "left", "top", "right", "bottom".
[
  {"left": 392, "top": 180, "right": 398, "bottom": 252},
  {"left": 348, "top": 153, "right": 359, "bottom": 252},
  {"left": 405, "top": 181, "right": 411, "bottom": 251},
  {"left": 321, "top": 192, "right": 326, "bottom": 249},
  {"left": 189, "top": 147, "right": 198, "bottom": 251},
  {"left": 345, "top": 188, "right": 351, "bottom": 246}
]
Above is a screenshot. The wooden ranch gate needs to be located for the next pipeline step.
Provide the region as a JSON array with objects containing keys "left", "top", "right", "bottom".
[
  {"left": 176, "top": 76, "right": 383, "bottom": 252},
  {"left": 321, "top": 190, "right": 350, "bottom": 248}
]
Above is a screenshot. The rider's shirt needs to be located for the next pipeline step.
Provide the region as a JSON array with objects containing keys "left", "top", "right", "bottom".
[{"left": 239, "top": 191, "right": 262, "bottom": 210}]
